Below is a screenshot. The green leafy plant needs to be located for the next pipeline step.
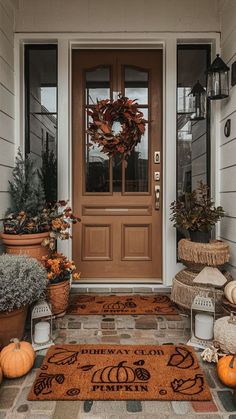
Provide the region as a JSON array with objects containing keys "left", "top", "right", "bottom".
[
  {"left": 0, "top": 254, "right": 47, "bottom": 312},
  {"left": 170, "top": 182, "right": 225, "bottom": 235}
]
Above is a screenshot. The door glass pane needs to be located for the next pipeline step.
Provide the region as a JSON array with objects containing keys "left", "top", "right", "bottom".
[
  {"left": 85, "top": 67, "right": 111, "bottom": 193},
  {"left": 86, "top": 67, "right": 110, "bottom": 105},
  {"left": 125, "top": 108, "right": 149, "bottom": 192},
  {"left": 124, "top": 67, "right": 148, "bottom": 104}
]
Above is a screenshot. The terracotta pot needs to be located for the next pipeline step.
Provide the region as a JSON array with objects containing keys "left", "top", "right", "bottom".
[
  {"left": 47, "top": 280, "right": 70, "bottom": 316},
  {"left": 0, "top": 232, "right": 49, "bottom": 261},
  {"left": 0, "top": 305, "right": 28, "bottom": 349}
]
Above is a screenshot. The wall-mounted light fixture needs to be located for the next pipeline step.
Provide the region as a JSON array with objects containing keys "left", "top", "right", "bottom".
[
  {"left": 189, "top": 80, "right": 206, "bottom": 120},
  {"left": 206, "top": 54, "right": 230, "bottom": 100}
]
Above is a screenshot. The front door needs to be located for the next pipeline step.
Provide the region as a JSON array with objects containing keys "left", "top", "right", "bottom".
[{"left": 72, "top": 50, "right": 162, "bottom": 279}]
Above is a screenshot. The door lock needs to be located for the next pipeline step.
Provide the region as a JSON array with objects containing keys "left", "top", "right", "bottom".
[{"left": 154, "top": 151, "right": 160, "bottom": 164}]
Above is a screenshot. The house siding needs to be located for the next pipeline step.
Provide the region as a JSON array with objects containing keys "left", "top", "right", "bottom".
[
  {"left": 0, "top": 0, "right": 15, "bottom": 218},
  {"left": 219, "top": 0, "right": 236, "bottom": 277}
]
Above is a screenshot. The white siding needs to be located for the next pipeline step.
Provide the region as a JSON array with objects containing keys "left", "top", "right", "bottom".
[
  {"left": 14, "top": 0, "right": 220, "bottom": 33},
  {"left": 219, "top": 0, "right": 236, "bottom": 276},
  {"left": 0, "top": 0, "right": 15, "bottom": 218}
]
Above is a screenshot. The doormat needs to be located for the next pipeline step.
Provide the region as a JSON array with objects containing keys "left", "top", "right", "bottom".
[
  {"left": 28, "top": 344, "right": 211, "bottom": 401},
  {"left": 67, "top": 294, "right": 178, "bottom": 315}
]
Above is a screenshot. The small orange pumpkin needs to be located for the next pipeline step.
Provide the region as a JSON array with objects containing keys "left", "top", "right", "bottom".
[
  {"left": 0, "top": 338, "right": 35, "bottom": 378},
  {"left": 217, "top": 355, "right": 236, "bottom": 388}
]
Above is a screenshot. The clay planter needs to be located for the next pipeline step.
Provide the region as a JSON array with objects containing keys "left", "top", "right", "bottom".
[
  {"left": 47, "top": 280, "right": 70, "bottom": 317},
  {"left": 0, "top": 232, "right": 49, "bottom": 261},
  {"left": 0, "top": 305, "right": 28, "bottom": 349}
]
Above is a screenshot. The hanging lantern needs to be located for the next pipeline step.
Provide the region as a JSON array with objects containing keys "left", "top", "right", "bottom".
[
  {"left": 189, "top": 80, "right": 206, "bottom": 121},
  {"left": 206, "top": 54, "right": 230, "bottom": 100}
]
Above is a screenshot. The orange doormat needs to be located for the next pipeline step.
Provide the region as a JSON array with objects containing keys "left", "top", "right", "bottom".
[
  {"left": 28, "top": 344, "right": 211, "bottom": 401},
  {"left": 67, "top": 294, "right": 178, "bottom": 315}
]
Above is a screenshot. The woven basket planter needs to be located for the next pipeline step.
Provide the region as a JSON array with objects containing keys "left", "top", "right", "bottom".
[
  {"left": 214, "top": 315, "right": 236, "bottom": 354},
  {"left": 47, "top": 280, "right": 70, "bottom": 317},
  {"left": 171, "top": 268, "right": 233, "bottom": 314},
  {"left": 178, "top": 239, "right": 230, "bottom": 271}
]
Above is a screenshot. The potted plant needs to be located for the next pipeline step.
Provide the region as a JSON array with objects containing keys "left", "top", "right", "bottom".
[
  {"left": 0, "top": 149, "right": 80, "bottom": 259},
  {"left": 0, "top": 254, "right": 47, "bottom": 348},
  {"left": 42, "top": 252, "right": 79, "bottom": 316},
  {"left": 170, "top": 182, "right": 225, "bottom": 243}
]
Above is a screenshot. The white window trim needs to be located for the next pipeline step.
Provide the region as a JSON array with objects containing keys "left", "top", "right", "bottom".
[{"left": 14, "top": 32, "right": 220, "bottom": 287}]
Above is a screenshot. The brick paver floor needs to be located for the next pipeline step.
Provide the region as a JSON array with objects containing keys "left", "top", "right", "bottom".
[{"left": 0, "top": 293, "right": 236, "bottom": 418}]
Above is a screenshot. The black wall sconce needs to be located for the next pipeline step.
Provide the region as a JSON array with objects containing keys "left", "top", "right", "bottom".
[
  {"left": 232, "top": 61, "right": 236, "bottom": 86},
  {"left": 206, "top": 54, "right": 230, "bottom": 100},
  {"left": 189, "top": 80, "right": 206, "bottom": 120}
]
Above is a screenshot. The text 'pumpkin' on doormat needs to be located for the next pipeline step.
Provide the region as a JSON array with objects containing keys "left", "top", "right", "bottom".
[
  {"left": 28, "top": 344, "right": 211, "bottom": 401},
  {"left": 67, "top": 294, "right": 178, "bottom": 315}
]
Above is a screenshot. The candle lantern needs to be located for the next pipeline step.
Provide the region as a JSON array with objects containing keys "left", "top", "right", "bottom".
[
  {"left": 31, "top": 300, "right": 54, "bottom": 351},
  {"left": 188, "top": 291, "right": 215, "bottom": 349},
  {"left": 206, "top": 54, "right": 230, "bottom": 100},
  {"left": 189, "top": 80, "right": 206, "bottom": 120}
]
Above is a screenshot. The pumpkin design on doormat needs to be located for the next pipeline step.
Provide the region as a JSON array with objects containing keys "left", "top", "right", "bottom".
[{"left": 91, "top": 360, "right": 150, "bottom": 384}]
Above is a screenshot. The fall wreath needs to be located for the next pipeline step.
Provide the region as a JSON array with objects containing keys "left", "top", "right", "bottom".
[{"left": 86, "top": 95, "right": 146, "bottom": 160}]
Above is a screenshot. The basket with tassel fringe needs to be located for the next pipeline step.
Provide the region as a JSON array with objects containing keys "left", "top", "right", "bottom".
[
  {"left": 171, "top": 268, "right": 233, "bottom": 314},
  {"left": 178, "top": 239, "right": 230, "bottom": 271}
]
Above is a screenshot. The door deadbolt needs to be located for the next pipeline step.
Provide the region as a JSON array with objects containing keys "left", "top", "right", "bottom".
[{"left": 154, "top": 151, "right": 160, "bottom": 164}]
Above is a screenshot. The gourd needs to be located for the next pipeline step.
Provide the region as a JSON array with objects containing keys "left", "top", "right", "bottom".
[
  {"left": 224, "top": 280, "right": 236, "bottom": 304},
  {"left": 217, "top": 355, "right": 236, "bottom": 387},
  {"left": 0, "top": 338, "right": 35, "bottom": 378}
]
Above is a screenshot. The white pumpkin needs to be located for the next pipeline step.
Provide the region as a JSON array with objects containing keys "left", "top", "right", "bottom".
[{"left": 224, "top": 280, "right": 236, "bottom": 304}]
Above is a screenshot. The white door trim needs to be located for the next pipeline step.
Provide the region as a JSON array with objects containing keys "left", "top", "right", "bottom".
[{"left": 14, "top": 32, "right": 220, "bottom": 286}]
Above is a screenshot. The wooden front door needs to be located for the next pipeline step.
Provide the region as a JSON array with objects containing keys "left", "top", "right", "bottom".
[{"left": 72, "top": 50, "right": 162, "bottom": 279}]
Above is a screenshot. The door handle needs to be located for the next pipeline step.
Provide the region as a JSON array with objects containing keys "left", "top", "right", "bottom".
[{"left": 155, "top": 185, "right": 160, "bottom": 210}]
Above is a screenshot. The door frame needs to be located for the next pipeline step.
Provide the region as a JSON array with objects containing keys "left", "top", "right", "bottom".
[{"left": 14, "top": 32, "right": 220, "bottom": 286}]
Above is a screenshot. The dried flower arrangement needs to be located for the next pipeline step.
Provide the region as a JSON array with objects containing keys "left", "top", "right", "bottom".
[{"left": 41, "top": 252, "right": 80, "bottom": 284}]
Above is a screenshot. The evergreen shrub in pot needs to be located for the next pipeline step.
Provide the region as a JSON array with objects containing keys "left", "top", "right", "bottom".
[
  {"left": 0, "top": 254, "right": 48, "bottom": 348},
  {"left": 170, "top": 182, "right": 225, "bottom": 243}
]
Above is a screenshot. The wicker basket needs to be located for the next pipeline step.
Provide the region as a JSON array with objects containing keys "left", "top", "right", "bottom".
[
  {"left": 47, "top": 280, "right": 70, "bottom": 316},
  {"left": 214, "top": 314, "right": 236, "bottom": 354},
  {"left": 171, "top": 268, "right": 233, "bottom": 314},
  {"left": 178, "top": 239, "right": 230, "bottom": 271}
]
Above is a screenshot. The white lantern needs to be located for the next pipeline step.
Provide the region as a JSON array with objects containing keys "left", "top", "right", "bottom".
[
  {"left": 31, "top": 300, "right": 54, "bottom": 351},
  {"left": 188, "top": 291, "right": 215, "bottom": 349}
]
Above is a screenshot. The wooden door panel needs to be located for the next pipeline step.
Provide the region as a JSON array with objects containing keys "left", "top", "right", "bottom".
[{"left": 72, "top": 50, "right": 162, "bottom": 279}]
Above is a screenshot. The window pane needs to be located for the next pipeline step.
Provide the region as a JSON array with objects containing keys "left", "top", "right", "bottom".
[
  {"left": 125, "top": 108, "right": 149, "bottom": 192},
  {"left": 177, "top": 46, "right": 210, "bottom": 198},
  {"left": 85, "top": 67, "right": 111, "bottom": 192},
  {"left": 25, "top": 45, "right": 57, "bottom": 203},
  {"left": 124, "top": 67, "right": 148, "bottom": 104},
  {"left": 86, "top": 67, "right": 110, "bottom": 105}
]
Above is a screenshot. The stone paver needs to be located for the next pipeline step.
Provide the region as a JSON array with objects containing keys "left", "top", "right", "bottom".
[
  {"left": 52, "top": 401, "right": 81, "bottom": 419},
  {"left": 0, "top": 387, "right": 20, "bottom": 409},
  {"left": 126, "top": 400, "right": 142, "bottom": 412},
  {"left": 171, "top": 400, "right": 191, "bottom": 414},
  {"left": 217, "top": 390, "right": 236, "bottom": 412}
]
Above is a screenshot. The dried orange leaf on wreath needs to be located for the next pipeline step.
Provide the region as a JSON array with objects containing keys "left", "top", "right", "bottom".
[{"left": 100, "top": 123, "right": 111, "bottom": 134}]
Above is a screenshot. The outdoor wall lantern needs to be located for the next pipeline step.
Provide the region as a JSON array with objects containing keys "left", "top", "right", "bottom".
[
  {"left": 206, "top": 54, "right": 230, "bottom": 100},
  {"left": 189, "top": 80, "right": 206, "bottom": 120}
]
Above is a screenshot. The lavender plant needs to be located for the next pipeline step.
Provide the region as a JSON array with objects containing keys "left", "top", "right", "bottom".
[{"left": 0, "top": 254, "right": 48, "bottom": 312}]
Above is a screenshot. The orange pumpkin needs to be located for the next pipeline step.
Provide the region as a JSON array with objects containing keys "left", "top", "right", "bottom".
[
  {"left": 0, "top": 338, "right": 35, "bottom": 378},
  {"left": 217, "top": 355, "right": 236, "bottom": 388},
  {"left": 92, "top": 361, "right": 136, "bottom": 384}
]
